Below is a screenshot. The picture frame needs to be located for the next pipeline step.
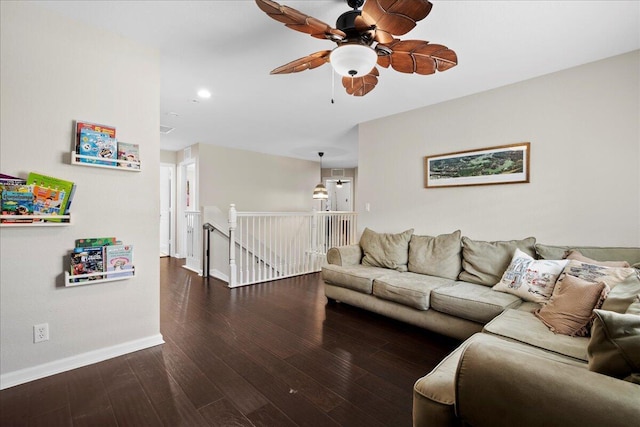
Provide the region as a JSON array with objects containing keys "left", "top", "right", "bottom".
[{"left": 424, "top": 142, "right": 530, "bottom": 188}]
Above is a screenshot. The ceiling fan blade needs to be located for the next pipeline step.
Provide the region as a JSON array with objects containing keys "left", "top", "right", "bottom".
[
  {"left": 270, "top": 51, "right": 332, "bottom": 74},
  {"left": 342, "top": 67, "right": 380, "bottom": 96},
  {"left": 255, "top": 0, "right": 346, "bottom": 40},
  {"left": 363, "top": 0, "right": 432, "bottom": 38},
  {"left": 377, "top": 40, "right": 457, "bottom": 74}
]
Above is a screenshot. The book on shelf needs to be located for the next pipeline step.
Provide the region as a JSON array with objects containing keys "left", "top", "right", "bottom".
[
  {"left": 1, "top": 184, "right": 34, "bottom": 223},
  {"left": 117, "top": 142, "right": 140, "bottom": 169},
  {"left": 75, "top": 121, "right": 117, "bottom": 166},
  {"left": 104, "top": 244, "right": 134, "bottom": 278},
  {"left": 75, "top": 237, "right": 118, "bottom": 248},
  {"left": 70, "top": 237, "right": 134, "bottom": 282},
  {"left": 26, "top": 172, "right": 75, "bottom": 221},
  {"left": 70, "top": 246, "right": 105, "bottom": 282},
  {"left": 0, "top": 173, "right": 27, "bottom": 186}
]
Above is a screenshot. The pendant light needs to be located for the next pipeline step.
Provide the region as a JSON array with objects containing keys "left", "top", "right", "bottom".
[
  {"left": 336, "top": 180, "right": 343, "bottom": 188},
  {"left": 313, "top": 152, "right": 329, "bottom": 200}
]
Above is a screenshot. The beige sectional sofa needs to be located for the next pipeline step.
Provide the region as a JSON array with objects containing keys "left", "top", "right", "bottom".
[{"left": 321, "top": 229, "right": 640, "bottom": 427}]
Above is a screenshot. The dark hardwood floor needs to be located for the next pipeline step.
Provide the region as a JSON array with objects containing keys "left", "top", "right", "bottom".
[{"left": 1, "top": 257, "right": 460, "bottom": 427}]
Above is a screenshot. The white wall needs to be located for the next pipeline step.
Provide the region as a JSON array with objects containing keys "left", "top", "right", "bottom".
[
  {"left": 0, "top": 2, "right": 162, "bottom": 388},
  {"left": 196, "top": 143, "right": 322, "bottom": 212},
  {"left": 358, "top": 51, "right": 640, "bottom": 246}
]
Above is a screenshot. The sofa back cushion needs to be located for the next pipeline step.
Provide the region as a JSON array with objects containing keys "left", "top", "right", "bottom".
[
  {"left": 408, "top": 230, "right": 462, "bottom": 279},
  {"left": 535, "top": 244, "right": 640, "bottom": 268},
  {"left": 360, "top": 228, "right": 413, "bottom": 272},
  {"left": 458, "top": 237, "right": 536, "bottom": 286}
]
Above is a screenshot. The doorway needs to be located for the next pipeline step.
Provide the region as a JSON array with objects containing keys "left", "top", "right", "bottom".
[
  {"left": 326, "top": 179, "right": 353, "bottom": 211},
  {"left": 160, "top": 163, "right": 175, "bottom": 257}
]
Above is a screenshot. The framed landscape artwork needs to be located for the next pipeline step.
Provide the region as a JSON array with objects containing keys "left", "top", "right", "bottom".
[{"left": 424, "top": 142, "right": 530, "bottom": 188}]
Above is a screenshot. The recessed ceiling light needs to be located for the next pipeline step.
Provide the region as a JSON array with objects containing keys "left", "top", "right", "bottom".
[{"left": 197, "top": 89, "right": 211, "bottom": 99}]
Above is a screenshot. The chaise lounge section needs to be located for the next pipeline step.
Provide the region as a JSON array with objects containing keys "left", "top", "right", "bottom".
[{"left": 321, "top": 228, "right": 640, "bottom": 426}]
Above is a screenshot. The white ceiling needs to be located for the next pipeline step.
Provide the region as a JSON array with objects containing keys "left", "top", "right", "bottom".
[{"left": 33, "top": 1, "right": 639, "bottom": 168}]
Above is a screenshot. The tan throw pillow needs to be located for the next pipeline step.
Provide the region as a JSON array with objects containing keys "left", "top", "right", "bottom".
[
  {"left": 587, "top": 308, "right": 640, "bottom": 380},
  {"left": 458, "top": 236, "right": 536, "bottom": 286},
  {"left": 360, "top": 228, "right": 413, "bottom": 272},
  {"left": 408, "top": 230, "right": 462, "bottom": 279},
  {"left": 534, "top": 274, "right": 608, "bottom": 337},
  {"left": 493, "top": 248, "right": 568, "bottom": 303},
  {"left": 561, "top": 259, "right": 635, "bottom": 289},
  {"left": 566, "top": 250, "right": 631, "bottom": 268}
]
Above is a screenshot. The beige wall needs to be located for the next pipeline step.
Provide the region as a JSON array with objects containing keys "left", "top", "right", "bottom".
[
  {"left": 196, "top": 143, "right": 321, "bottom": 212},
  {"left": 358, "top": 51, "right": 640, "bottom": 246},
  {"left": 0, "top": 2, "right": 161, "bottom": 387}
]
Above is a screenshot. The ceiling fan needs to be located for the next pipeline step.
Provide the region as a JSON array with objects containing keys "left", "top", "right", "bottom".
[{"left": 255, "top": 0, "right": 457, "bottom": 97}]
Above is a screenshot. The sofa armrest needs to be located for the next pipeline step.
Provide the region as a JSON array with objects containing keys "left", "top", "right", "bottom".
[
  {"left": 455, "top": 339, "right": 640, "bottom": 427},
  {"left": 326, "top": 244, "right": 362, "bottom": 266}
]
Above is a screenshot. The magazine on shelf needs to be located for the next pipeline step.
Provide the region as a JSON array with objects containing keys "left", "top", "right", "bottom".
[
  {"left": 117, "top": 142, "right": 140, "bottom": 169},
  {"left": 70, "top": 246, "right": 104, "bottom": 281},
  {"left": 75, "top": 237, "right": 118, "bottom": 248},
  {"left": 1, "top": 184, "right": 34, "bottom": 223},
  {"left": 26, "top": 172, "right": 75, "bottom": 221},
  {"left": 104, "top": 244, "right": 134, "bottom": 278},
  {"left": 75, "top": 121, "right": 117, "bottom": 166}
]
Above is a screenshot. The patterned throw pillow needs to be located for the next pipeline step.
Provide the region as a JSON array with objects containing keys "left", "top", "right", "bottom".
[
  {"left": 493, "top": 248, "right": 568, "bottom": 303},
  {"left": 565, "top": 250, "right": 631, "bottom": 268},
  {"left": 560, "top": 260, "right": 635, "bottom": 289}
]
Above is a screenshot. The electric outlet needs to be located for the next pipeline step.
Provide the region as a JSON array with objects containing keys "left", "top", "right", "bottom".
[{"left": 34, "top": 323, "right": 49, "bottom": 343}]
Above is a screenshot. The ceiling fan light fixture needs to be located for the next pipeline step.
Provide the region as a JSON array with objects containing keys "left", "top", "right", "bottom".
[{"left": 330, "top": 44, "right": 377, "bottom": 77}]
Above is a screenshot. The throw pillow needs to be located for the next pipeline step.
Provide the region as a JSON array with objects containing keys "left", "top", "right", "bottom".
[
  {"left": 408, "top": 230, "right": 462, "bottom": 280},
  {"left": 565, "top": 250, "right": 631, "bottom": 268},
  {"left": 587, "top": 308, "right": 640, "bottom": 380},
  {"left": 534, "top": 274, "right": 608, "bottom": 337},
  {"left": 493, "top": 248, "right": 568, "bottom": 303},
  {"left": 600, "top": 272, "right": 640, "bottom": 314},
  {"left": 458, "top": 236, "right": 536, "bottom": 286},
  {"left": 360, "top": 228, "right": 413, "bottom": 272},
  {"left": 561, "top": 260, "right": 635, "bottom": 289}
]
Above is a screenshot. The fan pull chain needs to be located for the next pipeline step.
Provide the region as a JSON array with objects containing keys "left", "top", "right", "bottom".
[{"left": 331, "top": 69, "right": 335, "bottom": 104}]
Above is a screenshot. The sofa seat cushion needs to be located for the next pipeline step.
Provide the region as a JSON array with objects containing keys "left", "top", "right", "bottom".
[
  {"left": 430, "top": 282, "right": 522, "bottom": 323},
  {"left": 372, "top": 273, "right": 455, "bottom": 310},
  {"left": 483, "top": 308, "right": 589, "bottom": 361},
  {"left": 322, "top": 264, "right": 399, "bottom": 294}
]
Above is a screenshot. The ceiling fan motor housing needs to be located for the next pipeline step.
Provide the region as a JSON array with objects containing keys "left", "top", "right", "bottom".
[{"left": 336, "top": 10, "right": 370, "bottom": 42}]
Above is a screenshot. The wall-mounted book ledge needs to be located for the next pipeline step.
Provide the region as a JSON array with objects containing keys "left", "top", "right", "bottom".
[
  {"left": 0, "top": 214, "right": 72, "bottom": 227},
  {"left": 64, "top": 267, "right": 136, "bottom": 287},
  {"left": 71, "top": 152, "right": 141, "bottom": 171}
]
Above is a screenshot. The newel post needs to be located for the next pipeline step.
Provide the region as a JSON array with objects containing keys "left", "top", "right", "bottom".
[{"left": 228, "top": 204, "right": 237, "bottom": 287}]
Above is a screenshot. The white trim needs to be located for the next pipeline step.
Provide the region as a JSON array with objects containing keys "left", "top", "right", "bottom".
[{"left": 0, "top": 334, "right": 164, "bottom": 390}]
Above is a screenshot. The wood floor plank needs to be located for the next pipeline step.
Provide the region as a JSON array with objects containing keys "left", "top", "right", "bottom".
[
  {"left": 0, "top": 258, "right": 461, "bottom": 427},
  {"left": 66, "top": 364, "right": 112, "bottom": 420},
  {"left": 152, "top": 340, "right": 224, "bottom": 410},
  {"left": 198, "top": 398, "right": 254, "bottom": 427}
]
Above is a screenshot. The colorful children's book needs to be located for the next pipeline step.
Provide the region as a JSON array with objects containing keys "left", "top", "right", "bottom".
[
  {"left": 26, "top": 172, "right": 75, "bottom": 221},
  {"left": 70, "top": 247, "right": 104, "bottom": 281},
  {"left": 75, "top": 237, "right": 118, "bottom": 248},
  {"left": 117, "top": 142, "right": 140, "bottom": 169},
  {"left": 32, "top": 184, "right": 65, "bottom": 215},
  {"left": 105, "top": 244, "right": 134, "bottom": 278},
  {"left": 78, "top": 128, "right": 117, "bottom": 166},
  {"left": 1, "top": 185, "right": 34, "bottom": 223}
]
